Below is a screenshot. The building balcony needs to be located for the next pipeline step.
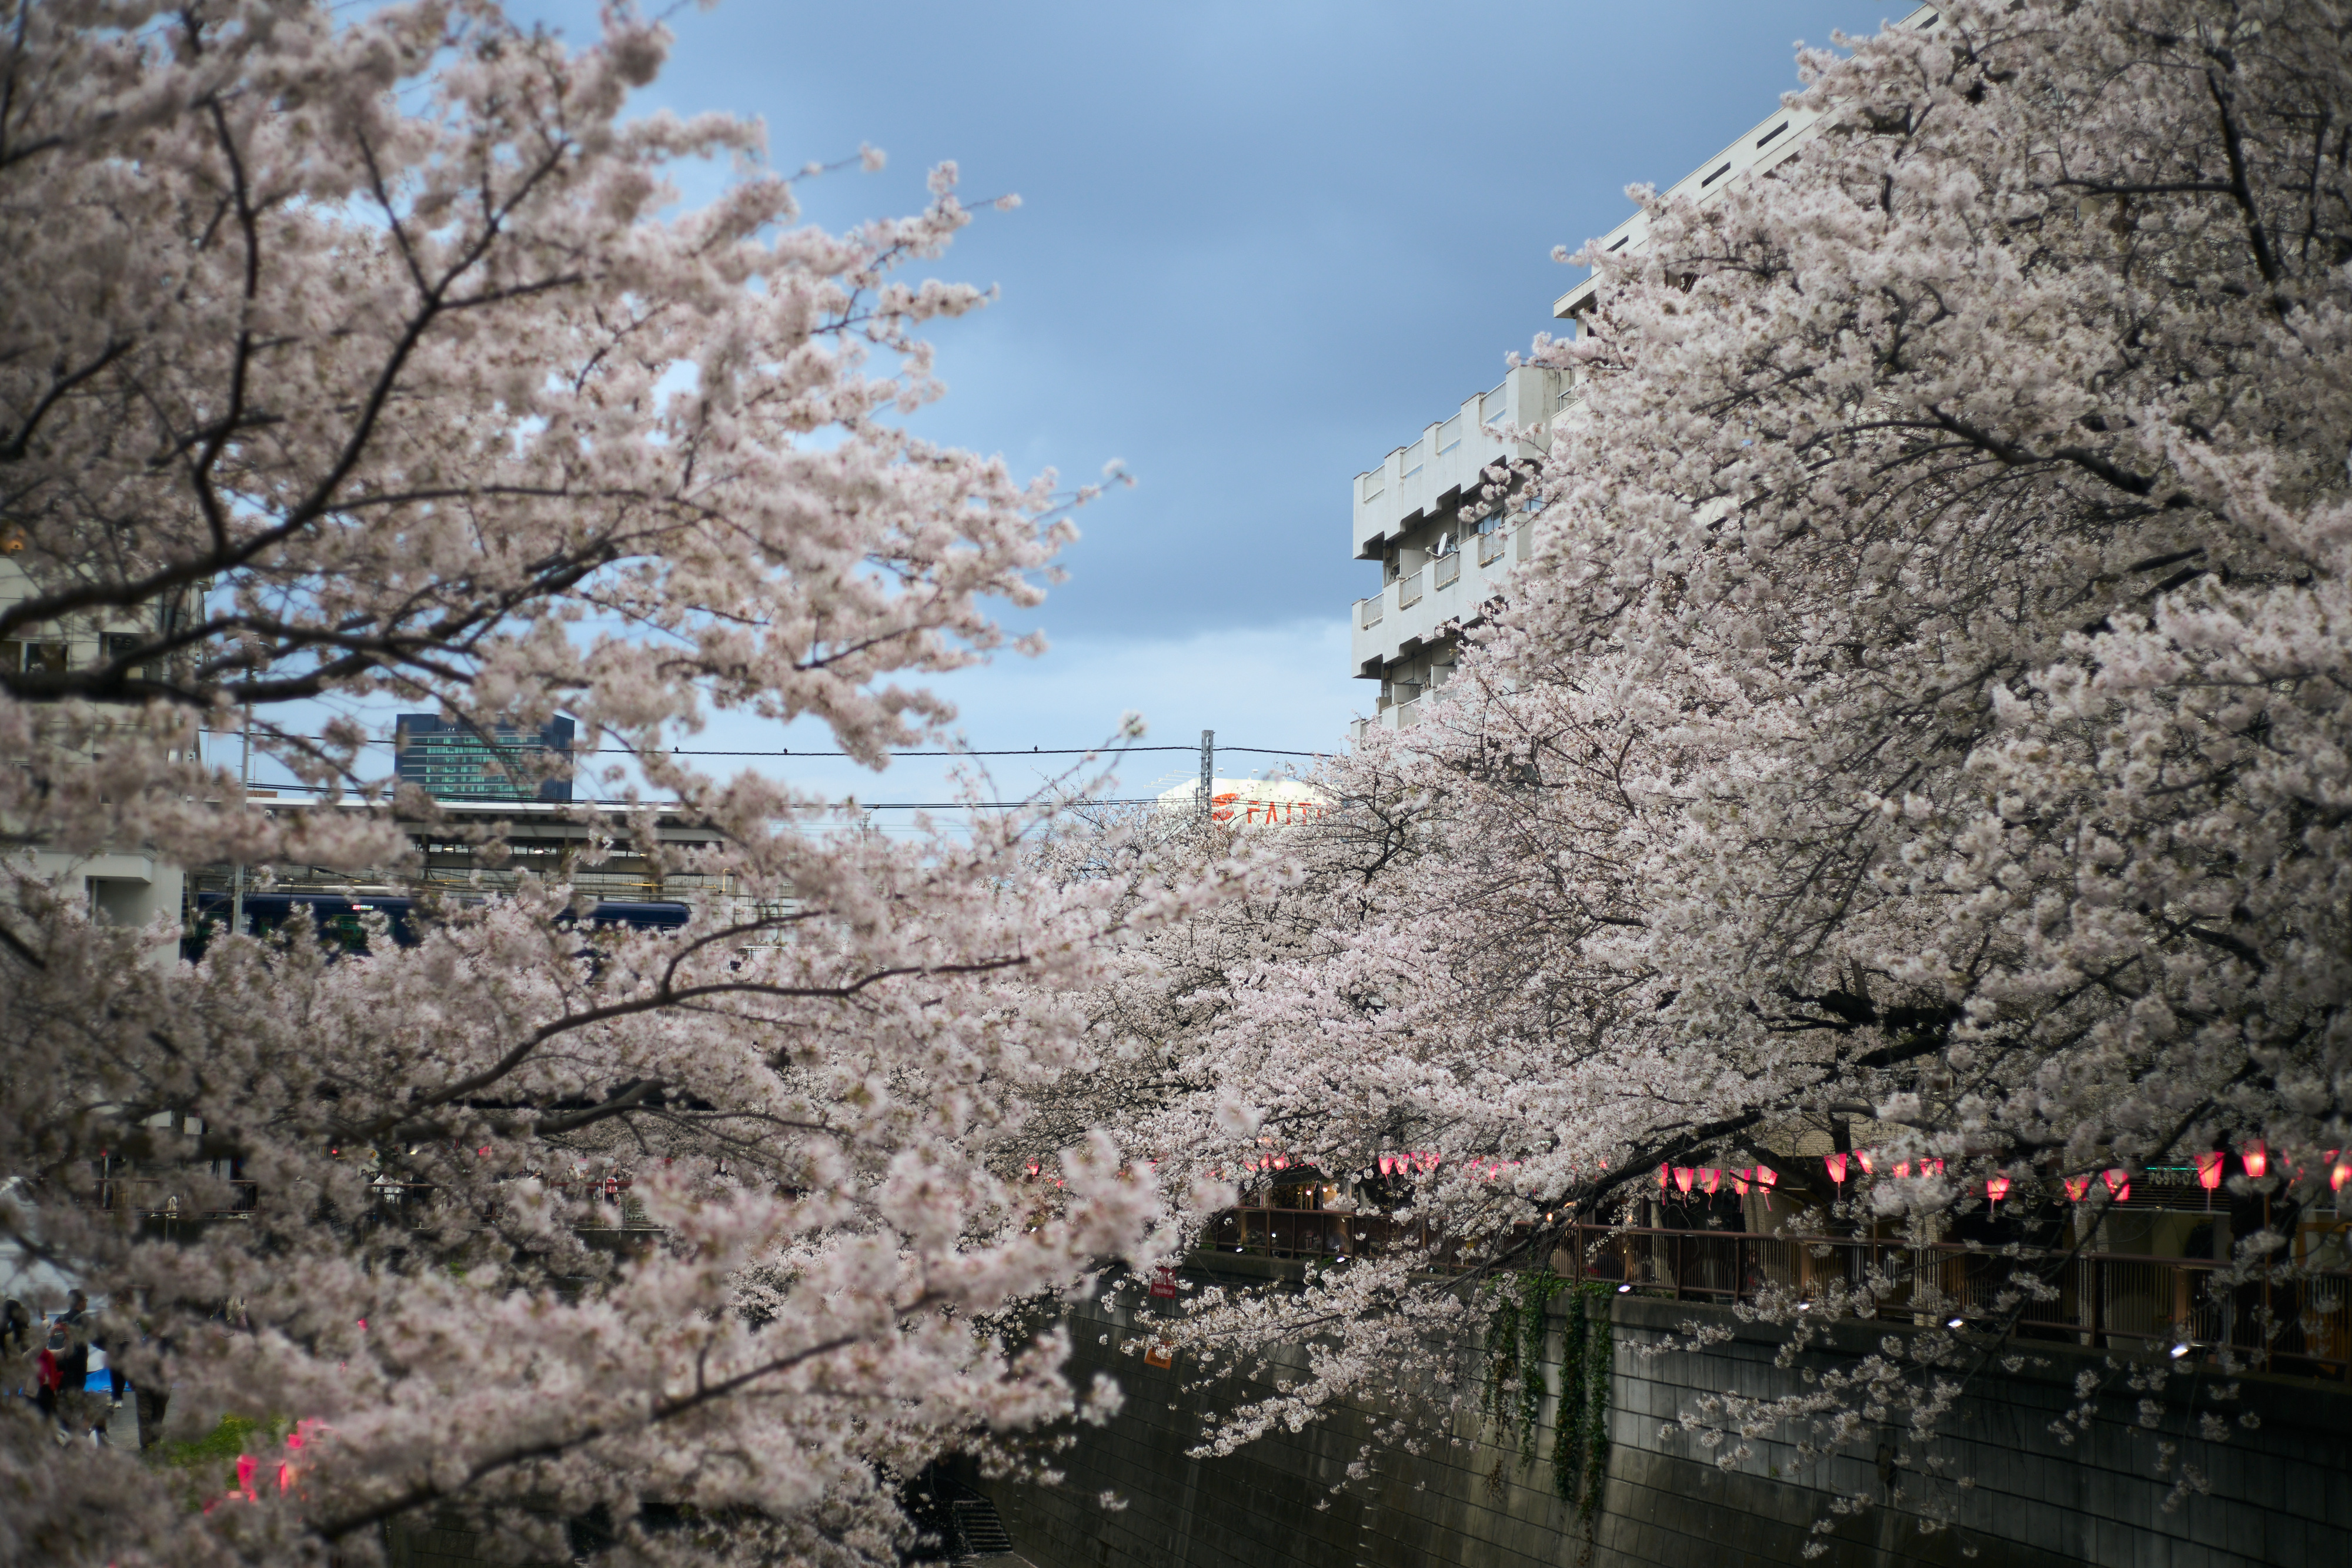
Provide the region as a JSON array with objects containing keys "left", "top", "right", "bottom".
[
  {"left": 1351, "top": 520, "right": 1531, "bottom": 678},
  {"left": 1349, "top": 364, "right": 1568, "bottom": 563}
]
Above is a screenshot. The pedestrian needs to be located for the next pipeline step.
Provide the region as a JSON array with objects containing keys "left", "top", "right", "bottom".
[
  {"left": 57, "top": 1290, "right": 99, "bottom": 1442},
  {"left": 1, "top": 1297, "right": 29, "bottom": 1398},
  {"left": 81, "top": 1289, "right": 128, "bottom": 1412},
  {"left": 131, "top": 1329, "right": 171, "bottom": 1450},
  {"left": 34, "top": 1324, "right": 68, "bottom": 1442}
]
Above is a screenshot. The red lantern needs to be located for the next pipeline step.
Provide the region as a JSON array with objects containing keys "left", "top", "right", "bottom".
[
  {"left": 1922, "top": 1158, "right": 1945, "bottom": 1178},
  {"left": 1673, "top": 1166, "right": 1696, "bottom": 1195},
  {"left": 1892, "top": 1161, "right": 1910, "bottom": 1179},
  {"left": 2242, "top": 1139, "right": 2267, "bottom": 1179},
  {"left": 1730, "top": 1171, "right": 1751, "bottom": 1196},
  {"left": 1825, "top": 1152, "right": 1849, "bottom": 1184},
  {"left": 2194, "top": 1152, "right": 2224, "bottom": 1191},
  {"left": 1855, "top": 1152, "right": 1875, "bottom": 1175},
  {"left": 2330, "top": 1152, "right": 2349, "bottom": 1193},
  {"left": 1755, "top": 1164, "right": 1777, "bottom": 1189},
  {"left": 2103, "top": 1168, "right": 2131, "bottom": 1202},
  {"left": 1272, "top": 1154, "right": 1288, "bottom": 1171},
  {"left": 2064, "top": 1175, "right": 2092, "bottom": 1202},
  {"left": 1699, "top": 1168, "right": 1722, "bottom": 1195},
  {"left": 1659, "top": 1164, "right": 1672, "bottom": 1191},
  {"left": 1986, "top": 1175, "right": 2012, "bottom": 1203}
]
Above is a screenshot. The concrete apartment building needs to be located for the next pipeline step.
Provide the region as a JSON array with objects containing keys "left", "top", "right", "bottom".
[
  {"left": 1350, "top": 6, "right": 1935, "bottom": 731},
  {"left": 0, "top": 553, "right": 203, "bottom": 959}
]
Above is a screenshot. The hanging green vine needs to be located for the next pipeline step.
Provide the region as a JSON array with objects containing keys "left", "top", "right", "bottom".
[
  {"left": 1552, "top": 1282, "right": 1613, "bottom": 1522},
  {"left": 1480, "top": 1270, "right": 1566, "bottom": 1472},
  {"left": 1481, "top": 1273, "right": 1613, "bottom": 1523}
]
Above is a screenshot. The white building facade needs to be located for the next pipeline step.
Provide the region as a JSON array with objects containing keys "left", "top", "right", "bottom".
[
  {"left": 1350, "top": 6, "right": 1939, "bottom": 731},
  {"left": 1, "top": 554, "right": 202, "bottom": 964}
]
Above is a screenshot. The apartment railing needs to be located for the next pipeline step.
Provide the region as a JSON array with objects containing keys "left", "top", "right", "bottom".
[
  {"left": 1398, "top": 570, "right": 1423, "bottom": 609},
  {"left": 1434, "top": 553, "right": 1460, "bottom": 589},
  {"left": 1359, "top": 596, "right": 1382, "bottom": 629},
  {"left": 87, "top": 1175, "right": 259, "bottom": 1219},
  {"left": 1198, "top": 1211, "right": 2351, "bottom": 1378}
]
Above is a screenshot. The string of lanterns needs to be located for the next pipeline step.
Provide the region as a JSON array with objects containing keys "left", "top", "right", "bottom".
[
  {"left": 1215, "top": 1138, "right": 2351, "bottom": 1205},
  {"left": 1655, "top": 1165, "right": 1780, "bottom": 1205},
  {"left": 1811, "top": 1139, "right": 2350, "bottom": 1205}
]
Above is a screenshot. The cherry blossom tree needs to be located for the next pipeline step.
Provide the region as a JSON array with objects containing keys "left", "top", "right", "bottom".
[
  {"left": 0, "top": 5, "right": 1190, "bottom": 1564},
  {"left": 1091, "top": 0, "right": 2352, "bottom": 1537}
]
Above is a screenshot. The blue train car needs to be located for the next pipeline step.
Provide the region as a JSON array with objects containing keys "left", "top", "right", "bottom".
[{"left": 189, "top": 892, "right": 689, "bottom": 957}]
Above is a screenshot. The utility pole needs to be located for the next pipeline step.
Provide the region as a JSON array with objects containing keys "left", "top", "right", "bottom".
[
  {"left": 230, "top": 707, "right": 251, "bottom": 936},
  {"left": 1197, "top": 729, "right": 1215, "bottom": 821}
]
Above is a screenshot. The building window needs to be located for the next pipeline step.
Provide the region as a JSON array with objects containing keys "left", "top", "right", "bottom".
[{"left": 101, "top": 632, "right": 161, "bottom": 681}]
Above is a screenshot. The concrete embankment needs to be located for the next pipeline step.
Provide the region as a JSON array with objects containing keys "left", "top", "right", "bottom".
[{"left": 974, "top": 1264, "right": 2350, "bottom": 1568}]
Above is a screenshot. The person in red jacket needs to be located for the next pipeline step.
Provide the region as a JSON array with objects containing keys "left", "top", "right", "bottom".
[{"left": 33, "top": 1323, "right": 68, "bottom": 1441}]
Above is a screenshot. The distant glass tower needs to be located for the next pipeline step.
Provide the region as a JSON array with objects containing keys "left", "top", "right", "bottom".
[{"left": 393, "top": 714, "right": 575, "bottom": 803}]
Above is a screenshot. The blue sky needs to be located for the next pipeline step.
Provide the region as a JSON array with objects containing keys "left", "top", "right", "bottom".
[{"left": 269, "top": 3, "right": 1911, "bottom": 810}]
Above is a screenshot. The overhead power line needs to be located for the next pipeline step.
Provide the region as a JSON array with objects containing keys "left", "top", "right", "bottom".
[
  {"left": 657, "top": 745, "right": 1327, "bottom": 758},
  {"left": 202, "top": 734, "right": 1329, "bottom": 760},
  {"left": 206, "top": 783, "right": 1213, "bottom": 810}
]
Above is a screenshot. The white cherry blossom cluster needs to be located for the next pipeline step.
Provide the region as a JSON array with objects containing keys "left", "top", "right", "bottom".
[
  {"left": 1071, "top": 0, "right": 2352, "bottom": 1518},
  {"left": 0, "top": 5, "right": 1187, "bottom": 1564}
]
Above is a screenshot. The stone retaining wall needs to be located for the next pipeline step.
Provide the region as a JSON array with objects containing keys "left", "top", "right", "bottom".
[{"left": 978, "top": 1275, "right": 2351, "bottom": 1568}]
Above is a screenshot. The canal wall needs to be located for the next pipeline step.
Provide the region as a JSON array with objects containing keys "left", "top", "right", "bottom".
[{"left": 974, "top": 1271, "right": 2352, "bottom": 1568}]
